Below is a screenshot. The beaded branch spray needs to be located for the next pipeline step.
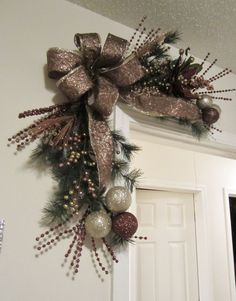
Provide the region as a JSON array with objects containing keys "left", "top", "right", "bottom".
[{"left": 8, "top": 17, "right": 234, "bottom": 277}]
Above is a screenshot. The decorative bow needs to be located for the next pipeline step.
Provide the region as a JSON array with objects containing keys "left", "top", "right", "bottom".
[{"left": 47, "top": 33, "right": 201, "bottom": 188}]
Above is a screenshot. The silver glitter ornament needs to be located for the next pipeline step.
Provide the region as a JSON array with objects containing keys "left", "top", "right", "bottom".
[
  {"left": 105, "top": 186, "right": 132, "bottom": 213},
  {"left": 85, "top": 211, "right": 111, "bottom": 238},
  {"left": 197, "top": 95, "right": 213, "bottom": 109}
]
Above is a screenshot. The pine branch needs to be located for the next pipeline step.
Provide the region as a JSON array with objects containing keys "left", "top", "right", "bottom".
[
  {"left": 178, "top": 119, "right": 208, "bottom": 139},
  {"left": 122, "top": 169, "right": 143, "bottom": 192},
  {"left": 191, "top": 121, "right": 209, "bottom": 139},
  {"left": 41, "top": 191, "right": 70, "bottom": 226},
  {"left": 30, "top": 139, "right": 63, "bottom": 167},
  {"left": 109, "top": 232, "right": 134, "bottom": 249},
  {"left": 164, "top": 31, "right": 181, "bottom": 44},
  {"left": 111, "top": 160, "right": 129, "bottom": 181},
  {"left": 111, "top": 130, "right": 126, "bottom": 143},
  {"left": 112, "top": 130, "right": 141, "bottom": 160},
  {"left": 111, "top": 160, "right": 142, "bottom": 192},
  {"left": 119, "top": 142, "right": 141, "bottom": 161}
]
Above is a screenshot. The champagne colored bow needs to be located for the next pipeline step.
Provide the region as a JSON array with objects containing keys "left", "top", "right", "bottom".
[
  {"left": 47, "top": 33, "right": 201, "bottom": 189},
  {"left": 47, "top": 33, "right": 145, "bottom": 116}
]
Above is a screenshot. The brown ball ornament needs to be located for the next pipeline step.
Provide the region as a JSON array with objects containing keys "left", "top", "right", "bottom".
[
  {"left": 202, "top": 107, "right": 220, "bottom": 125},
  {"left": 112, "top": 212, "right": 138, "bottom": 239}
]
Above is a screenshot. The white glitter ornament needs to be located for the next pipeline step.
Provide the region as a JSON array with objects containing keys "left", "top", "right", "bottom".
[
  {"left": 105, "top": 186, "right": 132, "bottom": 213},
  {"left": 85, "top": 211, "right": 111, "bottom": 238}
]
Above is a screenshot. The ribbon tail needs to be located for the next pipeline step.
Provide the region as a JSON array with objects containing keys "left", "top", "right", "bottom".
[
  {"left": 87, "top": 108, "right": 114, "bottom": 190},
  {"left": 88, "top": 76, "right": 119, "bottom": 117},
  {"left": 120, "top": 90, "right": 201, "bottom": 121}
]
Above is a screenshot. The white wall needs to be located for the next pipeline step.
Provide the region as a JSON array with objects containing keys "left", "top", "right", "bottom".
[
  {"left": 131, "top": 130, "right": 236, "bottom": 301},
  {"left": 1, "top": 0, "right": 236, "bottom": 300},
  {"left": 0, "top": 1, "right": 134, "bottom": 300}
]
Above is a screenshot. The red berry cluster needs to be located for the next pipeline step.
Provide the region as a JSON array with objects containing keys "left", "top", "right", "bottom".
[
  {"left": 35, "top": 210, "right": 90, "bottom": 276},
  {"left": 18, "top": 104, "right": 67, "bottom": 118},
  {"left": 65, "top": 224, "right": 86, "bottom": 274},
  {"left": 91, "top": 237, "right": 109, "bottom": 275},
  {"left": 102, "top": 238, "right": 119, "bottom": 263},
  {"left": 35, "top": 218, "right": 72, "bottom": 251},
  {"left": 8, "top": 110, "right": 64, "bottom": 151}
]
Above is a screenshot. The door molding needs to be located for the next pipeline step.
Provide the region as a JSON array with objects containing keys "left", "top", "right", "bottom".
[
  {"left": 223, "top": 188, "right": 236, "bottom": 301},
  {"left": 112, "top": 106, "right": 213, "bottom": 301},
  {"left": 112, "top": 179, "right": 213, "bottom": 301},
  {"left": 119, "top": 102, "right": 236, "bottom": 159}
]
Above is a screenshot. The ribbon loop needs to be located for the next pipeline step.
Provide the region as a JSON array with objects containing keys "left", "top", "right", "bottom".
[
  {"left": 57, "top": 66, "right": 93, "bottom": 101},
  {"left": 98, "top": 33, "right": 129, "bottom": 67},
  {"left": 74, "top": 33, "right": 101, "bottom": 67},
  {"left": 88, "top": 76, "right": 119, "bottom": 117},
  {"left": 47, "top": 48, "right": 82, "bottom": 79},
  {"left": 103, "top": 56, "right": 145, "bottom": 87}
]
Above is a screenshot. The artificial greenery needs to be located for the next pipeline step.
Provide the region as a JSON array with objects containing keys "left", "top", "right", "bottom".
[
  {"left": 30, "top": 106, "right": 141, "bottom": 226},
  {"left": 136, "top": 30, "right": 210, "bottom": 138},
  {"left": 28, "top": 29, "right": 208, "bottom": 227}
]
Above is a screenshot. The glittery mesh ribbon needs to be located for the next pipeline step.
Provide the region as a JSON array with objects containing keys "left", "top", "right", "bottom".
[
  {"left": 120, "top": 90, "right": 201, "bottom": 120},
  {"left": 47, "top": 33, "right": 145, "bottom": 188},
  {"left": 47, "top": 32, "right": 201, "bottom": 188},
  {"left": 87, "top": 108, "right": 113, "bottom": 189}
]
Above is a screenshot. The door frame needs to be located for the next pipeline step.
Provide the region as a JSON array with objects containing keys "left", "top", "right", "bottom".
[
  {"left": 112, "top": 182, "right": 212, "bottom": 301},
  {"left": 112, "top": 107, "right": 213, "bottom": 301},
  {"left": 223, "top": 188, "right": 236, "bottom": 301}
]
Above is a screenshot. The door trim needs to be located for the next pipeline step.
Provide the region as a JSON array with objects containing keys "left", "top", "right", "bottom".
[
  {"left": 112, "top": 179, "right": 213, "bottom": 301},
  {"left": 223, "top": 188, "right": 236, "bottom": 301},
  {"left": 112, "top": 106, "right": 213, "bottom": 301}
]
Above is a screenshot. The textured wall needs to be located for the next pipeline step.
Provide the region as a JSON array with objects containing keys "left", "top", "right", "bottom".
[
  {"left": 1, "top": 0, "right": 236, "bottom": 300},
  {"left": 68, "top": 0, "right": 236, "bottom": 73},
  {"left": 0, "top": 1, "right": 134, "bottom": 300}
]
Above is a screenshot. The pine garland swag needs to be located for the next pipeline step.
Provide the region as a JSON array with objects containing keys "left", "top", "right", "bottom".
[{"left": 8, "top": 17, "right": 235, "bottom": 277}]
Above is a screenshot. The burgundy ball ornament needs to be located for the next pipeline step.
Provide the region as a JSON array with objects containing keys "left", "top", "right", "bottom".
[
  {"left": 211, "top": 104, "right": 221, "bottom": 115},
  {"left": 112, "top": 212, "right": 138, "bottom": 239},
  {"left": 202, "top": 107, "right": 220, "bottom": 125}
]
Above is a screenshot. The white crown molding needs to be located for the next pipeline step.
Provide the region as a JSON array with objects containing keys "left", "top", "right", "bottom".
[{"left": 117, "top": 103, "right": 236, "bottom": 159}]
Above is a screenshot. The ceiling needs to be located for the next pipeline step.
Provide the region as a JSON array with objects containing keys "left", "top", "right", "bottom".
[{"left": 67, "top": 0, "right": 236, "bottom": 73}]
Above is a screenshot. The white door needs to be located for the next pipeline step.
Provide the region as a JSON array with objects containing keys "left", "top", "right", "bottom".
[{"left": 131, "top": 189, "right": 199, "bottom": 301}]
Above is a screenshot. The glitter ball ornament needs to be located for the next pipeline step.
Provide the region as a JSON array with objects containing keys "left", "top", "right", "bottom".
[
  {"left": 85, "top": 211, "right": 112, "bottom": 238},
  {"left": 197, "top": 94, "right": 213, "bottom": 109},
  {"left": 105, "top": 186, "right": 132, "bottom": 213},
  {"left": 202, "top": 107, "right": 220, "bottom": 125},
  {"left": 211, "top": 104, "right": 221, "bottom": 115},
  {"left": 112, "top": 212, "right": 138, "bottom": 239}
]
